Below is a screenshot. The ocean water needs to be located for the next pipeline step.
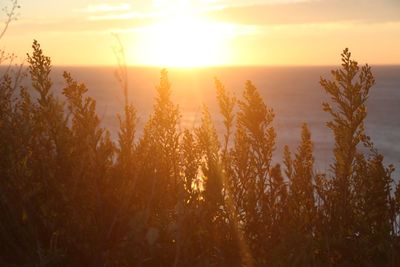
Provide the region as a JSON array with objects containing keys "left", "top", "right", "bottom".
[{"left": 44, "top": 66, "right": 400, "bottom": 174}]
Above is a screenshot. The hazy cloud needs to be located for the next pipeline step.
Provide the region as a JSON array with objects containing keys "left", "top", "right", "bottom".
[
  {"left": 11, "top": 0, "right": 400, "bottom": 36},
  {"left": 87, "top": 12, "right": 156, "bottom": 21},
  {"left": 12, "top": 16, "right": 154, "bottom": 34},
  {"left": 79, "top": 3, "right": 132, "bottom": 13},
  {"left": 208, "top": 0, "right": 400, "bottom": 25}
]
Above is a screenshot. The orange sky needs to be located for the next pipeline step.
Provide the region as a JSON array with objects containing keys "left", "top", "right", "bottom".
[{"left": 2, "top": 0, "right": 400, "bottom": 66}]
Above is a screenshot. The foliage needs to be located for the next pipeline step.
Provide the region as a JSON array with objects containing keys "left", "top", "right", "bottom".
[{"left": 0, "top": 42, "right": 399, "bottom": 267}]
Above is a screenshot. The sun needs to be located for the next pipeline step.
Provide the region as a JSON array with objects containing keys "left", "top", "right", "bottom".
[{"left": 131, "top": 6, "right": 234, "bottom": 67}]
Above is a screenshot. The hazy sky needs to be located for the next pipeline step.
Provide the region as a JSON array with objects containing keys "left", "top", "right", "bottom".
[{"left": 2, "top": 0, "right": 400, "bottom": 66}]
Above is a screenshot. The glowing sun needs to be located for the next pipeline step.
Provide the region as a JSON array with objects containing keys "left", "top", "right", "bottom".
[{"left": 132, "top": 6, "right": 235, "bottom": 67}]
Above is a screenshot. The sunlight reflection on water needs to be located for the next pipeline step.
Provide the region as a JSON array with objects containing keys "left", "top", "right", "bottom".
[{"left": 45, "top": 66, "right": 400, "bottom": 176}]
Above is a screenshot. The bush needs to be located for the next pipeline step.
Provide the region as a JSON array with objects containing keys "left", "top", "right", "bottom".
[{"left": 0, "top": 41, "right": 399, "bottom": 267}]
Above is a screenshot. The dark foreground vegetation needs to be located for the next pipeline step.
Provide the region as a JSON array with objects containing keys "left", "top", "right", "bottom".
[{"left": 0, "top": 41, "right": 399, "bottom": 267}]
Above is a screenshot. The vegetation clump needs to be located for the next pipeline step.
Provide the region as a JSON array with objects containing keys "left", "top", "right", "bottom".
[{"left": 0, "top": 42, "right": 399, "bottom": 267}]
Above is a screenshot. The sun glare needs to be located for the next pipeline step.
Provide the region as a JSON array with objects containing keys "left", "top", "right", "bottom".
[{"left": 131, "top": 3, "right": 235, "bottom": 67}]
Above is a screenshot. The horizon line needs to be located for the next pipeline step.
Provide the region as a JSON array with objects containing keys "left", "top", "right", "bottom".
[{"left": 48, "top": 63, "right": 400, "bottom": 69}]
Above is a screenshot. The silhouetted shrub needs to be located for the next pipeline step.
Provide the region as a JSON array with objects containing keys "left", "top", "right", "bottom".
[{"left": 0, "top": 42, "right": 399, "bottom": 267}]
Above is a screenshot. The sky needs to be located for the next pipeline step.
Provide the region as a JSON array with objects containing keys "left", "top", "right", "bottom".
[{"left": 1, "top": 0, "right": 400, "bottom": 66}]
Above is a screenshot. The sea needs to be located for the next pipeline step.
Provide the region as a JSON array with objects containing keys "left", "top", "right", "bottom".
[{"left": 26, "top": 66, "right": 400, "bottom": 176}]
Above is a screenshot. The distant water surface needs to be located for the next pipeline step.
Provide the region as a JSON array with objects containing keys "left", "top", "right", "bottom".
[{"left": 41, "top": 66, "right": 400, "bottom": 174}]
